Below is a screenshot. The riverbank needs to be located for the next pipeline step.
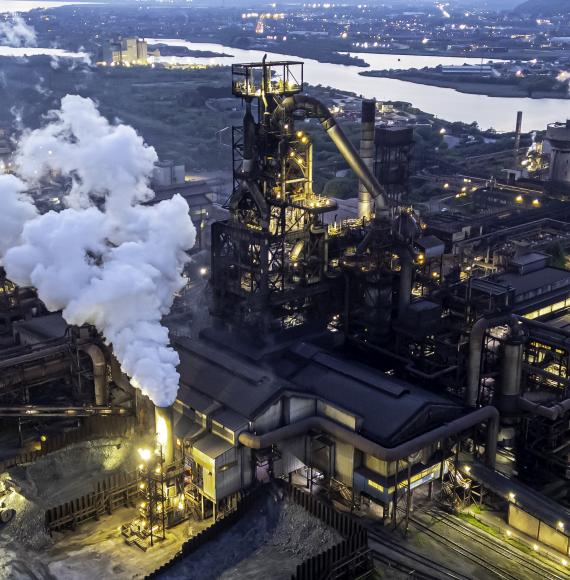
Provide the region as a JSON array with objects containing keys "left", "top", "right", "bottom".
[
  {"left": 359, "top": 70, "right": 570, "bottom": 100},
  {"left": 149, "top": 44, "right": 232, "bottom": 59}
]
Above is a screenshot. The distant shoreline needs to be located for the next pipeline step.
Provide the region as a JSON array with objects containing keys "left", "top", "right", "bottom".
[{"left": 359, "top": 70, "right": 570, "bottom": 100}]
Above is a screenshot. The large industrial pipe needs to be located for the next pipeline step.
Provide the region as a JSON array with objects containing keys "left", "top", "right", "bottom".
[
  {"left": 239, "top": 405, "right": 499, "bottom": 469},
  {"left": 497, "top": 323, "right": 525, "bottom": 414},
  {"left": 155, "top": 406, "right": 174, "bottom": 465},
  {"left": 398, "top": 249, "right": 414, "bottom": 319},
  {"left": 0, "top": 356, "right": 70, "bottom": 394},
  {"left": 359, "top": 99, "right": 376, "bottom": 219},
  {"left": 514, "top": 111, "right": 523, "bottom": 164},
  {"left": 272, "top": 95, "right": 388, "bottom": 212},
  {"left": 466, "top": 314, "right": 511, "bottom": 407},
  {"left": 242, "top": 101, "right": 256, "bottom": 174},
  {"left": 81, "top": 344, "right": 108, "bottom": 406},
  {"left": 518, "top": 396, "right": 570, "bottom": 421}
]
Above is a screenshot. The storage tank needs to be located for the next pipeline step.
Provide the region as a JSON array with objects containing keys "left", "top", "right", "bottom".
[{"left": 545, "top": 121, "right": 570, "bottom": 185}]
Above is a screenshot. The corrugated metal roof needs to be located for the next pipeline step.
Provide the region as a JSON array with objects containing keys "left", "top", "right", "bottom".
[
  {"left": 194, "top": 433, "right": 234, "bottom": 459},
  {"left": 175, "top": 335, "right": 461, "bottom": 448},
  {"left": 176, "top": 337, "right": 283, "bottom": 419}
]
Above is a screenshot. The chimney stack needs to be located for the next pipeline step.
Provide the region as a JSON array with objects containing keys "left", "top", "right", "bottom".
[{"left": 358, "top": 99, "right": 376, "bottom": 220}]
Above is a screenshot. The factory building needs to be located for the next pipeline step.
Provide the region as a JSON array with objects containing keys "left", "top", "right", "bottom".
[
  {"left": 1, "top": 58, "right": 569, "bottom": 566},
  {"left": 102, "top": 37, "right": 148, "bottom": 66}
]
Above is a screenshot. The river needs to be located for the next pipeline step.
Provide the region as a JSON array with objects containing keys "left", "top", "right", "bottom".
[
  {"left": 148, "top": 38, "right": 570, "bottom": 133},
  {"left": 0, "top": 1, "right": 92, "bottom": 12}
]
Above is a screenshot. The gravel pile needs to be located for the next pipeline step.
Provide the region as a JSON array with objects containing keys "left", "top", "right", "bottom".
[
  {"left": 0, "top": 437, "right": 137, "bottom": 580},
  {"left": 159, "top": 486, "right": 342, "bottom": 580}
]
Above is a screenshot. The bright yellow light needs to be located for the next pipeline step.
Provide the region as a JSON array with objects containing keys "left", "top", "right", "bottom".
[
  {"left": 464, "top": 465, "right": 471, "bottom": 473},
  {"left": 533, "top": 544, "right": 539, "bottom": 552},
  {"left": 156, "top": 415, "right": 169, "bottom": 450},
  {"left": 508, "top": 492, "right": 516, "bottom": 501},
  {"left": 139, "top": 483, "right": 145, "bottom": 490},
  {"left": 562, "top": 559, "right": 568, "bottom": 567},
  {"left": 515, "top": 195, "right": 523, "bottom": 203},
  {"left": 301, "top": 136, "right": 308, "bottom": 144},
  {"left": 506, "top": 530, "right": 512, "bottom": 537},
  {"left": 40, "top": 435, "right": 47, "bottom": 442},
  {"left": 532, "top": 198, "right": 540, "bottom": 207},
  {"left": 443, "top": 183, "right": 449, "bottom": 189},
  {"left": 557, "top": 521, "right": 564, "bottom": 531},
  {"left": 296, "top": 130, "right": 303, "bottom": 138},
  {"left": 138, "top": 448, "right": 152, "bottom": 462}
]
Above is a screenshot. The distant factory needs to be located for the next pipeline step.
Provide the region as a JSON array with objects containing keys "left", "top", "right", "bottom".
[{"left": 100, "top": 37, "right": 151, "bottom": 66}]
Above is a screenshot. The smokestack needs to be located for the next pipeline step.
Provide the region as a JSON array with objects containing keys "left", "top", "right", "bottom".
[
  {"left": 514, "top": 111, "right": 523, "bottom": 164},
  {"left": 155, "top": 405, "right": 174, "bottom": 465},
  {"left": 358, "top": 99, "right": 376, "bottom": 220}
]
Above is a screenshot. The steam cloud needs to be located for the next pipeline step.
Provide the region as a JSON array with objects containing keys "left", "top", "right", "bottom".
[
  {"left": 0, "top": 15, "right": 37, "bottom": 47},
  {"left": 0, "top": 96, "right": 196, "bottom": 407}
]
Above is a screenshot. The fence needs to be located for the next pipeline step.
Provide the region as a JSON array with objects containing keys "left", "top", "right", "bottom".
[
  {"left": 45, "top": 470, "right": 139, "bottom": 533},
  {"left": 146, "top": 481, "right": 372, "bottom": 580},
  {"left": 0, "top": 415, "right": 136, "bottom": 473}
]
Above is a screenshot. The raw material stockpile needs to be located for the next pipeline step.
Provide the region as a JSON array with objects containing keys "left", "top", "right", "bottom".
[
  {"left": 159, "top": 488, "right": 342, "bottom": 580},
  {"left": 0, "top": 437, "right": 134, "bottom": 579}
]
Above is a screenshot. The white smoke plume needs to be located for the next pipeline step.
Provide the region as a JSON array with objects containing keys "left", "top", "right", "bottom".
[
  {"left": 0, "top": 96, "right": 196, "bottom": 407},
  {"left": 0, "top": 174, "right": 38, "bottom": 257},
  {"left": 0, "top": 15, "right": 37, "bottom": 48}
]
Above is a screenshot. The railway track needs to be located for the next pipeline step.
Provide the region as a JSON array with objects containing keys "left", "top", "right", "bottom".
[
  {"left": 421, "top": 509, "right": 570, "bottom": 580},
  {"left": 409, "top": 509, "right": 569, "bottom": 580},
  {"left": 368, "top": 528, "right": 470, "bottom": 580}
]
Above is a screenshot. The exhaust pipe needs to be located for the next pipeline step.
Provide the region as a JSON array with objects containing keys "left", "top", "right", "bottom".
[{"left": 358, "top": 99, "right": 376, "bottom": 220}]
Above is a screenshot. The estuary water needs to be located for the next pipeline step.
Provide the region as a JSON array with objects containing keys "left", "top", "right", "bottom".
[{"left": 147, "top": 38, "right": 570, "bottom": 132}]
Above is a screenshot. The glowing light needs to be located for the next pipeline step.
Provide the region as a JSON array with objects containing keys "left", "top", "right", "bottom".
[
  {"left": 515, "top": 195, "right": 523, "bottom": 203},
  {"left": 40, "top": 434, "right": 47, "bottom": 442},
  {"left": 138, "top": 448, "right": 152, "bottom": 462},
  {"left": 439, "top": 128, "right": 446, "bottom": 134},
  {"left": 562, "top": 559, "right": 568, "bottom": 567},
  {"left": 557, "top": 521, "right": 564, "bottom": 531},
  {"left": 156, "top": 414, "right": 168, "bottom": 450},
  {"left": 464, "top": 465, "right": 471, "bottom": 473},
  {"left": 508, "top": 492, "right": 516, "bottom": 502},
  {"left": 199, "top": 267, "right": 208, "bottom": 277},
  {"left": 506, "top": 530, "right": 512, "bottom": 537},
  {"left": 533, "top": 544, "right": 539, "bottom": 552},
  {"left": 532, "top": 199, "right": 540, "bottom": 207}
]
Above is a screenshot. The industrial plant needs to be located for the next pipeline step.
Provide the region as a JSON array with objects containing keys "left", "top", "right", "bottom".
[{"left": 1, "top": 59, "right": 570, "bottom": 579}]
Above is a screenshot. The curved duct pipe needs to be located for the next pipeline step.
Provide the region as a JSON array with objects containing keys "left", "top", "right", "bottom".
[
  {"left": 81, "top": 344, "right": 108, "bottom": 406},
  {"left": 518, "top": 396, "right": 570, "bottom": 421},
  {"left": 272, "top": 95, "right": 388, "bottom": 214},
  {"left": 466, "top": 314, "right": 513, "bottom": 407},
  {"left": 239, "top": 405, "right": 499, "bottom": 469}
]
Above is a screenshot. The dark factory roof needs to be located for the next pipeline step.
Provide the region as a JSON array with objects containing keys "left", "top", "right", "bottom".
[
  {"left": 495, "top": 267, "right": 570, "bottom": 298},
  {"left": 176, "top": 337, "right": 283, "bottom": 420},
  {"left": 280, "top": 345, "right": 462, "bottom": 447},
  {"left": 13, "top": 313, "right": 68, "bottom": 341},
  {"left": 175, "top": 333, "right": 462, "bottom": 448}
]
